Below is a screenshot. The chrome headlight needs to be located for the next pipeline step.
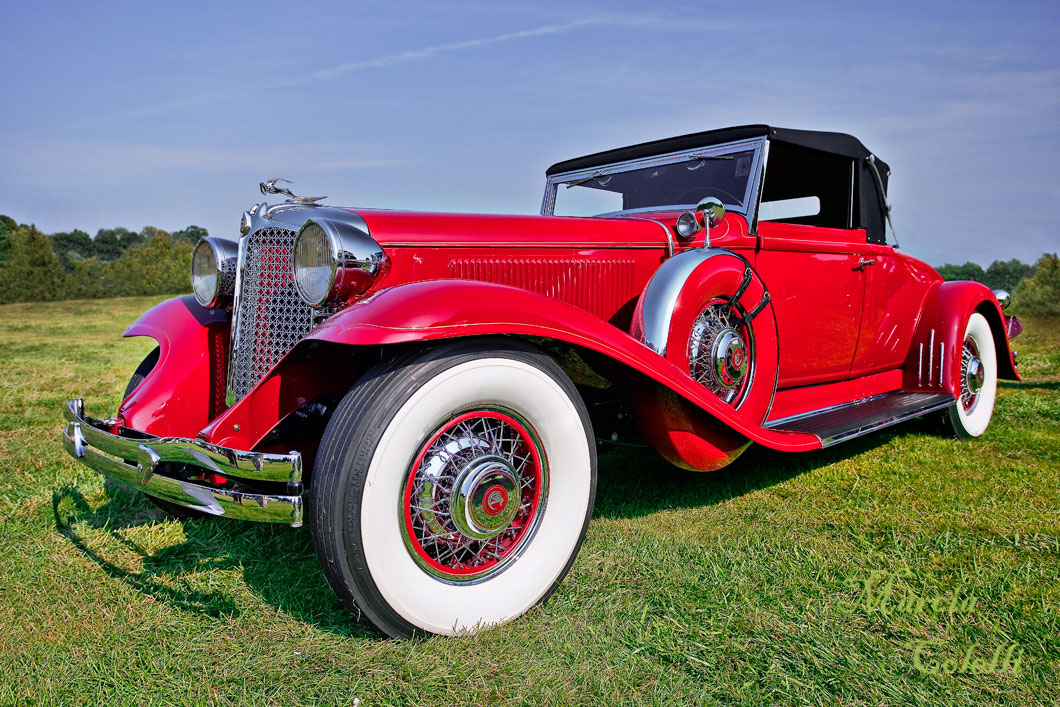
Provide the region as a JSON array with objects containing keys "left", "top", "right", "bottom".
[
  {"left": 293, "top": 218, "right": 386, "bottom": 307},
  {"left": 675, "top": 211, "right": 702, "bottom": 239},
  {"left": 191, "top": 237, "right": 238, "bottom": 309}
]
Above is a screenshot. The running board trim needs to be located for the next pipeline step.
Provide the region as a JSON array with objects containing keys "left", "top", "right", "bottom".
[{"left": 763, "top": 392, "right": 954, "bottom": 447}]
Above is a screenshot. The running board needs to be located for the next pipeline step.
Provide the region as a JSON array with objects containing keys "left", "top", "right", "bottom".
[{"left": 763, "top": 392, "right": 954, "bottom": 447}]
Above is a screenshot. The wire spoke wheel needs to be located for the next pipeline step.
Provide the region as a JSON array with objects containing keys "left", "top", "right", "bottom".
[
  {"left": 402, "top": 410, "right": 546, "bottom": 582},
  {"left": 688, "top": 300, "right": 752, "bottom": 405}
]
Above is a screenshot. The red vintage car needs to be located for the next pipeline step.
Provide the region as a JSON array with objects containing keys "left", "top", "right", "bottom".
[{"left": 62, "top": 125, "right": 1021, "bottom": 637}]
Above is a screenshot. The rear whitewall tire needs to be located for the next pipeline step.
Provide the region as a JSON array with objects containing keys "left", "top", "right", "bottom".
[
  {"left": 310, "top": 341, "right": 596, "bottom": 637},
  {"left": 946, "top": 312, "right": 997, "bottom": 439}
]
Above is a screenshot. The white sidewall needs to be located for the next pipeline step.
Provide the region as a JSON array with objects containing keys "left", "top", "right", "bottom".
[
  {"left": 955, "top": 312, "right": 997, "bottom": 437},
  {"left": 360, "top": 357, "right": 592, "bottom": 635}
]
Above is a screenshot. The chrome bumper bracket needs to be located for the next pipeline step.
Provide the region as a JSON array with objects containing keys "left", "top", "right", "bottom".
[{"left": 62, "top": 399, "right": 303, "bottom": 527}]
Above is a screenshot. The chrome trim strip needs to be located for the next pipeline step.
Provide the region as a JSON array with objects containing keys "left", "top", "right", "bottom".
[
  {"left": 928, "top": 329, "right": 935, "bottom": 386},
  {"left": 63, "top": 399, "right": 302, "bottom": 484},
  {"left": 749, "top": 138, "right": 770, "bottom": 234},
  {"left": 939, "top": 342, "right": 945, "bottom": 387},
  {"left": 634, "top": 247, "right": 735, "bottom": 356},
  {"left": 918, "top": 343, "right": 924, "bottom": 386}
]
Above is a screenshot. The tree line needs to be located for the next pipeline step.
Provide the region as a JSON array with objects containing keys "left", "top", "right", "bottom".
[
  {"left": 936, "top": 255, "right": 1059, "bottom": 316},
  {"left": 0, "top": 215, "right": 201, "bottom": 304},
  {"left": 0, "top": 213, "right": 1057, "bottom": 314}
]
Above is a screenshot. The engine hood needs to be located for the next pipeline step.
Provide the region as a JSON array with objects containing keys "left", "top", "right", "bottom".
[{"left": 252, "top": 202, "right": 672, "bottom": 250}]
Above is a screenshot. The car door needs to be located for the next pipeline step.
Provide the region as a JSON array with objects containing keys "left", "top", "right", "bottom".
[
  {"left": 754, "top": 221, "right": 870, "bottom": 387},
  {"left": 849, "top": 243, "right": 940, "bottom": 378}
]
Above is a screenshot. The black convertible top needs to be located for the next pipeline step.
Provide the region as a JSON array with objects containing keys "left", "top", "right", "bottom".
[
  {"left": 546, "top": 124, "right": 892, "bottom": 244},
  {"left": 545, "top": 124, "right": 887, "bottom": 175}
]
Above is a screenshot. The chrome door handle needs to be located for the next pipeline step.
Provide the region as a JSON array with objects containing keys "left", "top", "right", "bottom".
[{"left": 855, "top": 258, "right": 875, "bottom": 270}]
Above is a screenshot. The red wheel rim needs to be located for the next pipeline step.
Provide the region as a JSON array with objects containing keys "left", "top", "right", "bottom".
[{"left": 401, "top": 409, "right": 546, "bottom": 582}]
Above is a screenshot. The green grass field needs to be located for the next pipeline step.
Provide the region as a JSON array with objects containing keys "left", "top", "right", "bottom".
[{"left": 1, "top": 296, "right": 1057, "bottom": 706}]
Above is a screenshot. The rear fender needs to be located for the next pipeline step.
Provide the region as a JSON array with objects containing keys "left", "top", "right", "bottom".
[
  {"left": 903, "top": 281, "right": 1020, "bottom": 396},
  {"left": 119, "top": 296, "right": 230, "bottom": 437},
  {"left": 202, "top": 280, "right": 817, "bottom": 455}
]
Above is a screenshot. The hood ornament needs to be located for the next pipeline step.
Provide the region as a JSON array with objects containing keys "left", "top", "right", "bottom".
[{"left": 259, "top": 177, "right": 327, "bottom": 205}]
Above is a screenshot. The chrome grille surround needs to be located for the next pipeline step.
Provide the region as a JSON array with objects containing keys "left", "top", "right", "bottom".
[{"left": 227, "top": 226, "right": 315, "bottom": 403}]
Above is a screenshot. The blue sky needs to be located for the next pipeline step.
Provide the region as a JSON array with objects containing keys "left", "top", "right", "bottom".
[{"left": 1, "top": 0, "right": 1057, "bottom": 266}]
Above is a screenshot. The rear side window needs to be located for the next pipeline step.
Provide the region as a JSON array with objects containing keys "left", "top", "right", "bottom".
[{"left": 759, "top": 143, "right": 854, "bottom": 229}]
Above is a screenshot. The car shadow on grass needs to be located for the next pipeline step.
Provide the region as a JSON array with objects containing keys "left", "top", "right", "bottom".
[
  {"left": 51, "top": 483, "right": 383, "bottom": 639},
  {"left": 592, "top": 425, "right": 904, "bottom": 520}
]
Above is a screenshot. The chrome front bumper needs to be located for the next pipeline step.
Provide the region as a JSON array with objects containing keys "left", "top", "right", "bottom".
[{"left": 61, "top": 399, "right": 303, "bottom": 526}]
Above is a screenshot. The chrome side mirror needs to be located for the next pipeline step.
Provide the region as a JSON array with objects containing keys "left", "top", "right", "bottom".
[{"left": 696, "top": 197, "right": 725, "bottom": 228}]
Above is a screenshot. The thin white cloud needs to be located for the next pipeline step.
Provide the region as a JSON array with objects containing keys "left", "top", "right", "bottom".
[
  {"left": 0, "top": 138, "right": 404, "bottom": 186},
  {"left": 281, "top": 15, "right": 726, "bottom": 86},
  {"left": 78, "top": 96, "right": 205, "bottom": 126}
]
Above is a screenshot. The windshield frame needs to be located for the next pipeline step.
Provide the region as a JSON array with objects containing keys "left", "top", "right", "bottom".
[{"left": 541, "top": 136, "right": 767, "bottom": 220}]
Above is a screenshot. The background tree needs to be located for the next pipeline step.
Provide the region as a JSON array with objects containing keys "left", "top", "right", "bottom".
[
  {"left": 0, "top": 226, "right": 68, "bottom": 303},
  {"left": 984, "top": 258, "right": 1035, "bottom": 293},
  {"left": 93, "top": 227, "right": 141, "bottom": 261},
  {"left": 172, "top": 225, "right": 208, "bottom": 244},
  {"left": 99, "top": 231, "right": 193, "bottom": 296},
  {"left": 0, "top": 214, "right": 20, "bottom": 264},
  {"left": 1013, "top": 253, "right": 1060, "bottom": 316},
  {"left": 50, "top": 229, "right": 95, "bottom": 272},
  {"left": 936, "top": 262, "right": 986, "bottom": 283}
]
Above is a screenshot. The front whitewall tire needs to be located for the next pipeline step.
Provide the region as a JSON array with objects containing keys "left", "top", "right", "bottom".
[
  {"left": 309, "top": 341, "right": 596, "bottom": 638},
  {"left": 362, "top": 358, "right": 591, "bottom": 634}
]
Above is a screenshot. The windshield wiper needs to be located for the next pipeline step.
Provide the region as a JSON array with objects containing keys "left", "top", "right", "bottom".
[{"left": 565, "top": 170, "right": 608, "bottom": 188}]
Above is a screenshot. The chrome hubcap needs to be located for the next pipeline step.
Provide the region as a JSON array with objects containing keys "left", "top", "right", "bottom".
[
  {"left": 711, "top": 328, "right": 748, "bottom": 389},
  {"left": 960, "top": 337, "right": 982, "bottom": 412},
  {"left": 965, "top": 356, "right": 984, "bottom": 395},
  {"left": 450, "top": 456, "right": 520, "bottom": 540},
  {"left": 689, "top": 302, "right": 751, "bottom": 404},
  {"left": 402, "top": 410, "right": 545, "bottom": 582}
]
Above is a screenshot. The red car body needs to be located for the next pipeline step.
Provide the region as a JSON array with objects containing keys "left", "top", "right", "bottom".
[
  {"left": 62, "top": 124, "right": 1021, "bottom": 636},
  {"left": 116, "top": 202, "right": 1019, "bottom": 463}
]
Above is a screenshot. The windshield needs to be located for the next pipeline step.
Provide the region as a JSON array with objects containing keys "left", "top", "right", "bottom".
[{"left": 548, "top": 147, "right": 757, "bottom": 218}]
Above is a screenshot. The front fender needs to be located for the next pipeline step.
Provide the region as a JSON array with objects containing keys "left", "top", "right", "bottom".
[
  {"left": 212, "top": 280, "right": 816, "bottom": 452},
  {"left": 903, "top": 281, "right": 1020, "bottom": 396},
  {"left": 119, "top": 295, "right": 229, "bottom": 436}
]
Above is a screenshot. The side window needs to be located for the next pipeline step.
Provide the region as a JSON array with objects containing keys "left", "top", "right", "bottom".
[{"left": 759, "top": 143, "right": 854, "bottom": 229}]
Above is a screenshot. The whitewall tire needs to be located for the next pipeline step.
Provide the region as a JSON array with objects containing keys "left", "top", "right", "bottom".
[
  {"left": 309, "top": 340, "right": 596, "bottom": 637},
  {"left": 946, "top": 312, "right": 997, "bottom": 439}
]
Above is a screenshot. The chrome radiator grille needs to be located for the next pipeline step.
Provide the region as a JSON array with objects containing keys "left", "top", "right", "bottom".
[{"left": 228, "top": 226, "right": 314, "bottom": 403}]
